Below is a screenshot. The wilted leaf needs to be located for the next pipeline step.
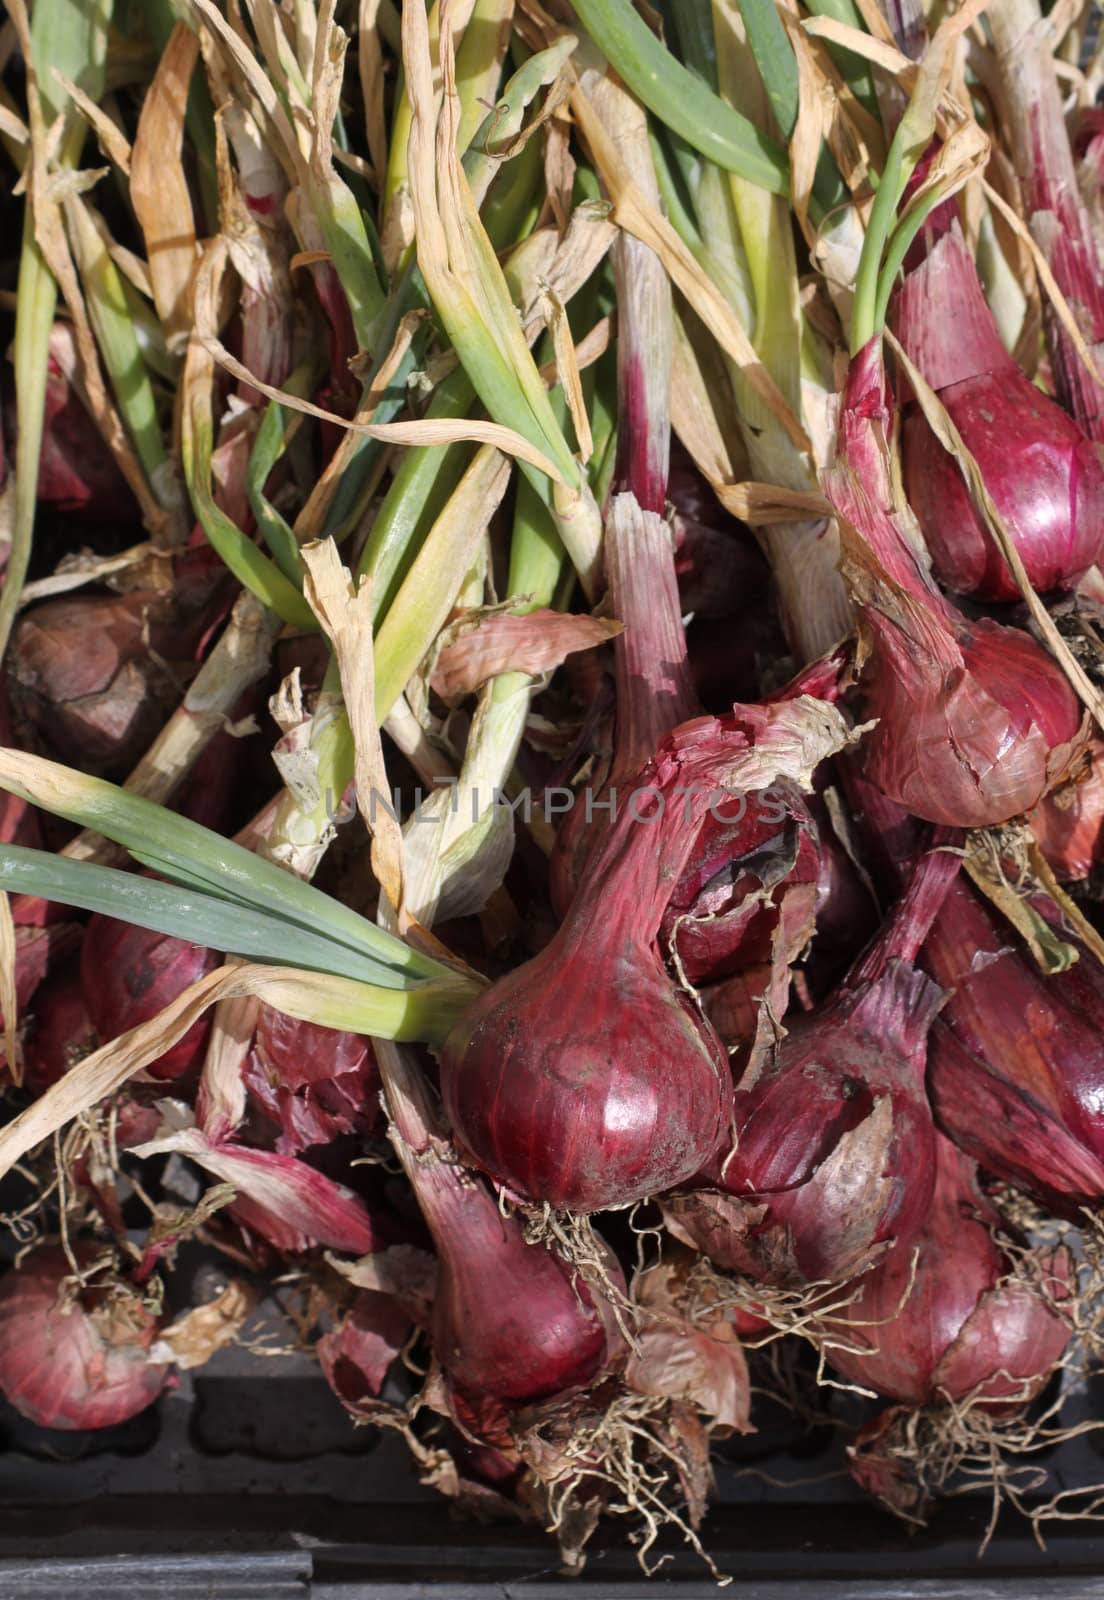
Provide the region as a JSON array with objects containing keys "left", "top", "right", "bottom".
[{"left": 430, "top": 608, "right": 622, "bottom": 699}]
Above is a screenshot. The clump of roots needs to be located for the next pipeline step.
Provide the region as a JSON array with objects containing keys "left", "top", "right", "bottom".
[{"left": 517, "top": 1383, "right": 730, "bottom": 1581}]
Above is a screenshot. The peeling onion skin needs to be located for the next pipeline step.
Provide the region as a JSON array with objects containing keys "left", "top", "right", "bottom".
[
  {"left": 0, "top": 1245, "right": 169, "bottom": 1431},
  {"left": 827, "top": 1135, "right": 1071, "bottom": 1408},
  {"left": 666, "top": 846, "right": 955, "bottom": 1286},
  {"left": 925, "top": 878, "right": 1104, "bottom": 1212}
]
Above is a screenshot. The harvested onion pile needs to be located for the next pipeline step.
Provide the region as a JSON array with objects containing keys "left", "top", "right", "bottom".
[{"left": 6, "top": 0, "right": 1104, "bottom": 1575}]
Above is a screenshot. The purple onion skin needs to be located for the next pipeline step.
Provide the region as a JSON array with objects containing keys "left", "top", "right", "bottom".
[
  {"left": 656, "top": 783, "right": 821, "bottom": 985},
  {"left": 901, "top": 373, "right": 1104, "bottom": 599},
  {"left": 441, "top": 935, "right": 731, "bottom": 1213},
  {"left": 828, "top": 1135, "right": 1071, "bottom": 1407},
  {"left": 893, "top": 221, "right": 1104, "bottom": 601},
  {"left": 443, "top": 717, "right": 765, "bottom": 1214},
  {"left": 24, "top": 957, "right": 97, "bottom": 1091},
  {"left": 667, "top": 846, "right": 957, "bottom": 1286},
  {"left": 615, "top": 354, "right": 668, "bottom": 516},
  {"left": 0, "top": 1245, "right": 168, "bottom": 1431}
]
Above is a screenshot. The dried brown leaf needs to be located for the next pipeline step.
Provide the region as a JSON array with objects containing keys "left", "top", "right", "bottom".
[
  {"left": 625, "top": 1321, "right": 753, "bottom": 1432},
  {"left": 130, "top": 22, "right": 199, "bottom": 343},
  {"left": 716, "top": 482, "right": 834, "bottom": 523}
]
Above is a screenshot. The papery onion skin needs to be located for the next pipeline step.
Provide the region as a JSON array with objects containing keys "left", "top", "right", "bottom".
[
  {"left": 845, "top": 772, "right": 1104, "bottom": 1211},
  {"left": 243, "top": 1007, "right": 381, "bottom": 1154},
  {"left": 0, "top": 1245, "right": 169, "bottom": 1431},
  {"left": 828, "top": 1135, "right": 1071, "bottom": 1407},
  {"left": 925, "top": 877, "right": 1104, "bottom": 1210},
  {"left": 892, "top": 219, "right": 1104, "bottom": 600},
  {"left": 667, "top": 845, "right": 954, "bottom": 1286}
]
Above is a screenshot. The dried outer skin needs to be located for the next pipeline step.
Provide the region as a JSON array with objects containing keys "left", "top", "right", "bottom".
[
  {"left": 827, "top": 1136, "right": 1071, "bottom": 1406},
  {"left": 243, "top": 1007, "right": 382, "bottom": 1155},
  {"left": 893, "top": 223, "right": 1104, "bottom": 599},
  {"left": 924, "top": 878, "right": 1104, "bottom": 1208},
  {"left": 7, "top": 592, "right": 179, "bottom": 777},
  {"left": 656, "top": 780, "right": 820, "bottom": 984},
  {"left": 80, "top": 916, "right": 221, "bottom": 1081},
  {"left": 0, "top": 1245, "right": 168, "bottom": 1431},
  {"left": 317, "top": 1289, "right": 412, "bottom": 1413},
  {"left": 6, "top": 547, "right": 230, "bottom": 779},
  {"left": 1028, "top": 740, "right": 1104, "bottom": 880},
  {"left": 829, "top": 340, "right": 1087, "bottom": 828}
]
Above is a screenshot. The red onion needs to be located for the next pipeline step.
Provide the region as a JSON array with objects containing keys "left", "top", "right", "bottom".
[
  {"left": 988, "top": 0, "right": 1104, "bottom": 444},
  {"left": 0, "top": 1244, "right": 169, "bottom": 1430},
  {"left": 665, "top": 843, "right": 955, "bottom": 1286},
  {"left": 378, "top": 1043, "right": 619, "bottom": 1408},
  {"left": 446, "top": 771, "right": 731, "bottom": 1210},
  {"left": 828, "top": 338, "right": 1086, "bottom": 828},
  {"left": 23, "top": 956, "right": 97, "bottom": 1092},
  {"left": 892, "top": 214, "right": 1104, "bottom": 599},
  {"left": 845, "top": 775, "right": 1104, "bottom": 1212},
  {"left": 80, "top": 915, "right": 220, "bottom": 1081},
  {"left": 444, "top": 705, "right": 846, "bottom": 1213},
  {"left": 5, "top": 328, "right": 140, "bottom": 525},
  {"left": 7, "top": 592, "right": 180, "bottom": 777},
  {"left": 828, "top": 1134, "right": 1071, "bottom": 1407}
]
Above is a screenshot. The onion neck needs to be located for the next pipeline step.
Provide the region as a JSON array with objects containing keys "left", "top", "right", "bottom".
[
  {"left": 831, "top": 340, "right": 952, "bottom": 611},
  {"left": 891, "top": 222, "right": 1018, "bottom": 391},
  {"left": 849, "top": 838, "right": 961, "bottom": 988},
  {"left": 606, "top": 492, "right": 700, "bottom": 783}
]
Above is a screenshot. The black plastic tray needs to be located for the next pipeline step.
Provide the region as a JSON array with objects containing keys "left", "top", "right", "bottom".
[{"left": 1, "top": 1328, "right": 1103, "bottom": 1599}]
